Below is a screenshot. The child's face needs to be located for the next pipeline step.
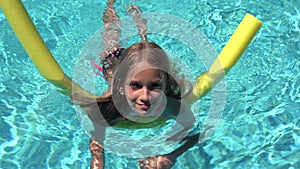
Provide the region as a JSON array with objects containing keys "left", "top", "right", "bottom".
[{"left": 124, "top": 67, "right": 167, "bottom": 117}]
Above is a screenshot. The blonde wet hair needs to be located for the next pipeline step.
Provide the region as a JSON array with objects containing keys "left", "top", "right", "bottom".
[{"left": 71, "top": 2, "right": 192, "bottom": 125}]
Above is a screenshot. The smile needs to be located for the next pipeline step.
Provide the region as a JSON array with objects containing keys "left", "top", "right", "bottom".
[{"left": 135, "top": 102, "right": 151, "bottom": 110}]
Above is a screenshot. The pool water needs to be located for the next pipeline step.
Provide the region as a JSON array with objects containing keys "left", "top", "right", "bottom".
[{"left": 0, "top": 0, "right": 299, "bottom": 168}]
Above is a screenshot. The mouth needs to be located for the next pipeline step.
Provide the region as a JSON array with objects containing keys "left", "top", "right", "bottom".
[{"left": 135, "top": 102, "right": 151, "bottom": 111}]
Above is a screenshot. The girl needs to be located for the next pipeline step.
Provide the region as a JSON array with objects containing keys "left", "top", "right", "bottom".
[{"left": 73, "top": 0, "right": 202, "bottom": 168}]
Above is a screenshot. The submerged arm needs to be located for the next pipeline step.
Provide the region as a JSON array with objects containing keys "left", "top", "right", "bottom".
[{"left": 90, "top": 138, "right": 105, "bottom": 169}]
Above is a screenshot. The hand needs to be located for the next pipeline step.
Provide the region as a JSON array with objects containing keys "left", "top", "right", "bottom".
[
  {"left": 90, "top": 139, "right": 104, "bottom": 169},
  {"left": 138, "top": 154, "right": 176, "bottom": 169}
]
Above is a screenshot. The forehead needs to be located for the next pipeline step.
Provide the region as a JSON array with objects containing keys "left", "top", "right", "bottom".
[
  {"left": 127, "top": 64, "right": 164, "bottom": 80},
  {"left": 132, "top": 69, "right": 162, "bottom": 80}
]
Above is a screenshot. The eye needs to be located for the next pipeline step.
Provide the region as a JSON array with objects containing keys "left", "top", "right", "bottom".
[
  {"left": 129, "top": 81, "right": 142, "bottom": 91},
  {"left": 148, "top": 82, "right": 162, "bottom": 90}
]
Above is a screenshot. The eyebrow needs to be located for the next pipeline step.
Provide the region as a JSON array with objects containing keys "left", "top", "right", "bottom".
[
  {"left": 130, "top": 78, "right": 162, "bottom": 82},
  {"left": 128, "top": 79, "right": 162, "bottom": 85}
]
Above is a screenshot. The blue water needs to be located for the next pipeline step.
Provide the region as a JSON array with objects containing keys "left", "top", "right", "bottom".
[{"left": 0, "top": 0, "right": 299, "bottom": 168}]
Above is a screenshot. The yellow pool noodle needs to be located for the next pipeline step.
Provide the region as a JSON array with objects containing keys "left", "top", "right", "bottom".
[
  {"left": 1, "top": 0, "right": 262, "bottom": 103},
  {"left": 186, "top": 14, "right": 263, "bottom": 104},
  {"left": 0, "top": 0, "right": 96, "bottom": 98}
]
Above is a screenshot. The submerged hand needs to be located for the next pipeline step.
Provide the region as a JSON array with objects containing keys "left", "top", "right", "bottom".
[
  {"left": 90, "top": 139, "right": 104, "bottom": 169},
  {"left": 138, "top": 155, "right": 175, "bottom": 169}
]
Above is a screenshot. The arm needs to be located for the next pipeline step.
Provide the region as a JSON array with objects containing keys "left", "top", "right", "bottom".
[
  {"left": 82, "top": 104, "right": 107, "bottom": 169},
  {"left": 89, "top": 0, "right": 121, "bottom": 166},
  {"left": 138, "top": 133, "right": 201, "bottom": 169},
  {"left": 138, "top": 130, "right": 209, "bottom": 169},
  {"left": 89, "top": 138, "right": 105, "bottom": 169},
  {"left": 78, "top": 97, "right": 110, "bottom": 169}
]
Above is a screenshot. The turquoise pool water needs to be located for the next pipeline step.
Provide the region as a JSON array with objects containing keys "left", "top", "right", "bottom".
[{"left": 0, "top": 0, "right": 299, "bottom": 168}]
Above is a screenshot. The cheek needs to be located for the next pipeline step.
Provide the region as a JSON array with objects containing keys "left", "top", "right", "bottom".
[
  {"left": 150, "top": 90, "right": 165, "bottom": 99},
  {"left": 124, "top": 87, "right": 138, "bottom": 100}
]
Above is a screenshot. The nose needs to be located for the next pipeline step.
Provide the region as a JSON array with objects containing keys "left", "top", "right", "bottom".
[{"left": 140, "top": 86, "right": 150, "bottom": 101}]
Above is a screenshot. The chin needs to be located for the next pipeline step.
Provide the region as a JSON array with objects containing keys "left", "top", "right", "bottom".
[
  {"left": 135, "top": 108, "right": 159, "bottom": 117},
  {"left": 136, "top": 110, "right": 152, "bottom": 116}
]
